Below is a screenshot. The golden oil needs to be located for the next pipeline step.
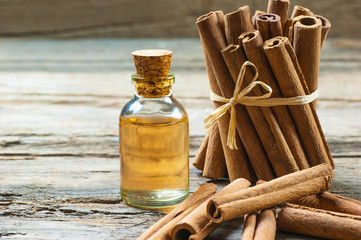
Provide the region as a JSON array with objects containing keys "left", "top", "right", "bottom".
[{"left": 120, "top": 115, "right": 189, "bottom": 208}]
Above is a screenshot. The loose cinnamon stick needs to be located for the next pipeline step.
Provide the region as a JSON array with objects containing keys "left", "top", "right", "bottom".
[
  {"left": 137, "top": 183, "right": 217, "bottom": 240},
  {"left": 267, "top": 0, "right": 290, "bottom": 33},
  {"left": 238, "top": 6, "right": 255, "bottom": 33},
  {"left": 148, "top": 200, "right": 206, "bottom": 240},
  {"left": 293, "top": 191, "right": 361, "bottom": 216},
  {"left": 313, "top": 14, "right": 331, "bottom": 48},
  {"left": 253, "top": 208, "right": 276, "bottom": 240},
  {"left": 197, "top": 12, "right": 275, "bottom": 181},
  {"left": 192, "top": 132, "right": 209, "bottom": 170},
  {"left": 293, "top": 16, "right": 322, "bottom": 110},
  {"left": 225, "top": 9, "right": 243, "bottom": 45},
  {"left": 203, "top": 123, "right": 227, "bottom": 180},
  {"left": 291, "top": 5, "right": 313, "bottom": 19},
  {"left": 277, "top": 204, "right": 361, "bottom": 240},
  {"left": 188, "top": 222, "right": 218, "bottom": 240},
  {"left": 239, "top": 30, "right": 310, "bottom": 170},
  {"left": 255, "top": 14, "right": 283, "bottom": 41},
  {"left": 222, "top": 44, "right": 299, "bottom": 176},
  {"left": 264, "top": 36, "right": 334, "bottom": 168},
  {"left": 171, "top": 178, "right": 251, "bottom": 240},
  {"left": 207, "top": 163, "right": 333, "bottom": 223},
  {"left": 241, "top": 213, "right": 257, "bottom": 240}
]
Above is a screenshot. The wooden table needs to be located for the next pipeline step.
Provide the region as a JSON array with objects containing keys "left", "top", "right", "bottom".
[{"left": 0, "top": 38, "right": 360, "bottom": 239}]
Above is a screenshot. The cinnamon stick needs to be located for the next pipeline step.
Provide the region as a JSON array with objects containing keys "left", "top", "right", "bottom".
[
  {"left": 313, "top": 14, "right": 331, "bottom": 48},
  {"left": 283, "top": 18, "right": 292, "bottom": 38},
  {"left": 293, "top": 16, "right": 322, "bottom": 110},
  {"left": 222, "top": 44, "right": 299, "bottom": 176},
  {"left": 203, "top": 123, "right": 227, "bottom": 180},
  {"left": 238, "top": 6, "right": 255, "bottom": 33},
  {"left": 137, "top": 183, "right": 217, "bottom": 240},
  {"left": 255, "top": 14, "right": 283, "bottom": 41},
  {"left": 241, "top": 213, "right": 257, "bottom": 240},
  {"left": 253, "top": 208, "right": 276, "bottom": 240},
  {"left": 188, "top": 222, "right": 218, "bottom": 240},
  {"left": 171, "top": 178, "right": 251, "bottom": 240},
  {"left": 277, "top": 204, "right": 361, "bottom": 240},
  {"left": 206, "top": 163, "right": 333, "bottom": 223},
  {"left": 239, "top": 30, "right": 310, "bottom": 170},
  {"left": 192, "top": 132, "right": 209, "bottom": 170},
  {"left": 267, "top": 0, "right": 290, "bottom": 33},
  {"left": 204, "top": 52, "right": 252, "bottom": 182},
  {"left": 291, "top": 5, "right": 313, "bottom": 19},
  {"left": 293, "top": 191, "right": 361, "bottom": 216},
  {"left": 264, "top": 36, "right": 334, "bottom": 168},
  {"left": 197, "top": 12, "right": 275, "bottom": 181},
  {"left": 252, "top": 10, "right": 266, "bottom": 27},
  {"left": 198, "top": 12, "right": 253, "bottom": 182},
  {"left": 224, "top": 9, "right": 243, "bottom": 45}
]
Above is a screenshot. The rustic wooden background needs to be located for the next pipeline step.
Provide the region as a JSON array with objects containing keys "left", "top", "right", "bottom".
[
  {"left": 0, "top": 38, "right": 360, "bottom": 239},
  {"left": 0, "top": 0, "right": 359, "bottom": 38}
]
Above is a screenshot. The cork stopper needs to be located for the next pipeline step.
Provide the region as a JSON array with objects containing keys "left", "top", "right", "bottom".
[
  {"left": 132, "top": 49, "right": 172, "bottom": 78},
  {"left": 131, "top": 49, "right": 174, "bottom": 97}
]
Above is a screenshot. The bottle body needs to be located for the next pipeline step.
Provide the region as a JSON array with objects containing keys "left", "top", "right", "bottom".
[{"left": 119, "top": 93, "right": 189, "bottom": 208}]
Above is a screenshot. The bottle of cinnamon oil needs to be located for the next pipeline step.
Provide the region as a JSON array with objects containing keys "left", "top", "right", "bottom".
[{"left": 119, "top": 49, "right": 189, "bottom": 208}]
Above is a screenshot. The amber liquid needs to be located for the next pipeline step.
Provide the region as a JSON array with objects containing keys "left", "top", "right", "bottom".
[{"left": 119, "top": 115, "right": 189, "bottom": 208}]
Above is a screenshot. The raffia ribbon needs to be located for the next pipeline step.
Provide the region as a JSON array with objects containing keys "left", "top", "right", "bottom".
[{"left": 204, "top": 61, "right": 319, "bottom": 150}]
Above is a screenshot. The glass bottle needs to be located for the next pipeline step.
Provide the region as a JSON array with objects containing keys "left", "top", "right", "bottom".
[{"left": 119, "top": 49, "right": 189, "bottom": 208}]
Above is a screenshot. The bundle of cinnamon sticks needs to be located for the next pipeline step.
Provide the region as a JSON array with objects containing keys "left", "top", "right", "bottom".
[
  {"left": 138, "top": 165, "right": 361, "bottom": 239},
  {"left": 194, "top": 0, "right": 334, "bottom": 183}
]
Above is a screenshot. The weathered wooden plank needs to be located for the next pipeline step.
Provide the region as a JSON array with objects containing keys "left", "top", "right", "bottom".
[
  {"left": 0, "top": 156, "right": 359, "bottom": 239},
  {"left": 0, "top": 0, "right": 358, "bottom": 38}
]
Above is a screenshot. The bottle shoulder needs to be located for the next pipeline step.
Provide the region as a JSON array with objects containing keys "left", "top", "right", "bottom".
[{"left": 120, "top": 95, "right": 188, "bottom": 124}]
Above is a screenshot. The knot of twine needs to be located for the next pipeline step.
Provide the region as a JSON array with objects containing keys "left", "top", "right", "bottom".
[{"left": 204, "top": 61, "right": 319, "bottom": 150}]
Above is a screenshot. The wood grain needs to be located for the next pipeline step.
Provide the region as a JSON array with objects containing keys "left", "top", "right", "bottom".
[
  {"left": 0, "top": 38, "right": 360, "bottom": 239},
  {"left": 0, "top": 0, "right": 358, "bottom": 38}
]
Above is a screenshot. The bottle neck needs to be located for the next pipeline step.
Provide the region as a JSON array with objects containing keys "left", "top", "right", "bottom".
[{"left": 132, "top": 73, "right": 175, "bottom": 98}]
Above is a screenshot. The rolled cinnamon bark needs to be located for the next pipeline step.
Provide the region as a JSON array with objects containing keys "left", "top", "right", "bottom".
[
  {"left": 238, "top": 6, "right": 255, "bottom": 33},
  {"left": 197, "top": 12, "right": 275, "bottom": 181},
  {"left": 171, "top": 178, "right": 251, "bottom": 240},
  {"left": 264, "top": 36, "right": 334, "bottom": 168},
  {"left": 188, "top": 222, "right": 218, "bottom": 240},
  {"left": 291, "top": 5, "right": 313, "bottom": 19},
  {"left": 224, "top": 9, "right": 243, "bottom": 45},
  {"left": 198, "top": 11, "right": 253, "bottom": 182},
  {"left": 239, "top": 30, "right": 310, "bottom": 170},
  {"left": 137, "top": 183, "right": 217, "bottom": 240},
  {"left": 253, "top": 208, "right": 276, "bottom": 240},
  {"left": 255, "top": 14, "right": 283, "bottom": 41},
  {"left": 207, "top": 163, "right": 333, "bottom": 223},
  {"left": 293, "top": 192, "right": 361, "bottom": 216},
  {"left": 192, "top": 132, "right": 209, "bottom": 170},
  {"left": 222, "top": 44, "right": 299, "bottom": 176},
  {"left": 277, "top": 204, "right": 361, "bottom": 240},
  {"left": 267, "top": 0, "right": 290, "bottom": 33},
  {"left": 203, "top": 124, "right": 227, "bottom": 180},
  {"left": 313, "top": 14, "right": 331, "bottom": 48},
  {"left": 293, "top": 16, "right": 322, "bottom": 110},
  {"left": 241, "top": 213, "right": 257, "bottom": 240},
  {"left": 252, "top": 10, "right": 266, "bottom": 27},
  {"left": 203, "top": 51, "right": 252, "bottom": 182},
  {"left": 283, "top": 18, "right": 292, "bottom": 38}
]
